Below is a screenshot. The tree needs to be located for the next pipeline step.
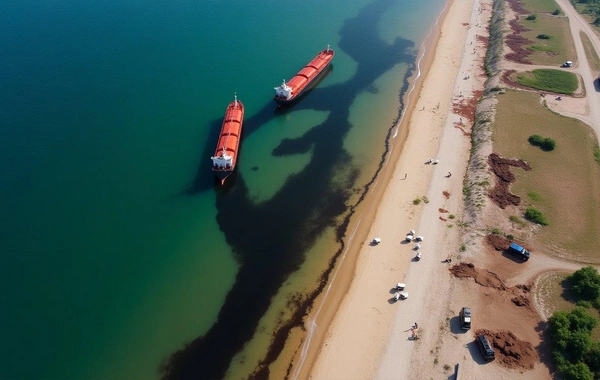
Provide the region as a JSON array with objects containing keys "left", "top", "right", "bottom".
[
  {"left": 568, "top": 267, "right": 600, "bottom": 300},
  {"left": 559, "top": 362, "right": 594, "bottom": 380},
  {"left": 586, "top": 341, "right": 600, "bottom": 374},
  {"left": 566, "top": 330, "right": 593, "bottom": 363}
]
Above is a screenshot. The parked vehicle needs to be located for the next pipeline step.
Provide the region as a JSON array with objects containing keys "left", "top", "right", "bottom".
[
  {"left": 459, "top": 307, "right": 471, "bottom": 330},
  {"left": 561, "top": 60, "right": 572, "bottom": 67},
  {"left": 394, "top": 291, "right": 408, "bottom": 301},
  {"left": 507, "top": 243, "right": 530, "bottom": 261},
  {"left": 475, "top": 334, "right": 495, "bottom": 362}
]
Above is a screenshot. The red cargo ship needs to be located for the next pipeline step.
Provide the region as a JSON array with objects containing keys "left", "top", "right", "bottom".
[
  {"left": 274, "top": 45, "right": 334, "bottom": 105},
  {"left": 211, "top": 94, "right": 244, "bottom": 185}
]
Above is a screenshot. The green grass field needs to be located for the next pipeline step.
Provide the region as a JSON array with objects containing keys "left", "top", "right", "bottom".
[
  {"left": 493, "top": 90, "right": 600, "bottom": 261},
  {"left": 522, "top": 0, "right": 562, "bottom": 14},
  {"left": 580, "top": 31, "right": 600, "bottom": 73},
  {"left": 521, "top": 14, "right": 576, "bottom": 65},
  {"left": 516, "top": 69, "right": 579, "bottom": 94}
]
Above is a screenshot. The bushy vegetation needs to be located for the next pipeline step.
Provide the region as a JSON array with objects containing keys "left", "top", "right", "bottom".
[
  {"left": 567, "top": 266, "right": 600, "bottom": 301},
  {"left": 594, "top": 145, "right": 600, "bottom": 164},
  {"left": 524, "top": 207, "right": 549, "bottom": 225},
  {"left": 528, "top": 134, "right": 557, "bottom": 150},
  {"left": 509, "top": 215, "right": 527, "bottom": 227},
  {"left": 526, "top": 14, "right": 537, "bottom": 20},
  {"left": 553, "top": 9, "right": 561, "bottom": 15},
  {"left": 516, "top": 69, "right": 579, "bottom": 94},
  {"left": 527, "top": 191, "right": 542, "bottom": 201},
  {"left": 413, "top": 198, "right": 422, "bottom": 205},
  {"left": 549, "top": 267, "right": 600, "bottom": 379},
  {"left": 549, "top": 307, "right": 598, "bottom": 380},
  {"left": 537, "top": 33, "right": 552, "bottom": 39},
  {"left": 573, "top": 0, "right": 600, "bottom": 25}
]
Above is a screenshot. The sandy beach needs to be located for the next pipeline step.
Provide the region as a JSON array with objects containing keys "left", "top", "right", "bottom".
[{"left": 300, "top": 0, "right": 493, "bottom": 378}]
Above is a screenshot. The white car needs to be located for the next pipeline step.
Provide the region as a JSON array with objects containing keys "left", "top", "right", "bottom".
[{"left": 394, "top": 291, "right": 409, "bottom": 301}]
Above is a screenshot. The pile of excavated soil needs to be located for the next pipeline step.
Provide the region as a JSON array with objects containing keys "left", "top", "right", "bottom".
[
  {"left": 486, "top": 234, "right": 511, "bottom": 251},
  {"left": 511, "top": 284, "right": 533, "bottom": 309},
  {"left": 449, "top": 263, "right": 506, "bottom": 290},
  {"left": 504, "top": 0, "right": 533, "bottom": 64},
  {"left": 488, "top": 153, "right": 531, "bottom": 209},
  {"left": 476, "top": 329, "right": 538, "bottom": 370},
  {"left": 485, "top": 234, "right": 534, "bottom": 253}
]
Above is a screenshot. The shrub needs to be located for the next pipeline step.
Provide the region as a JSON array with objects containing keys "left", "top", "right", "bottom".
[
  {"left": 422, "top": 196, "right": 429, "bottom": 204},
  {"left": 449, "top": 214, "right": 456, "bottom": 219},
  {"left": 528, "top": 134, "right": 556, "bottom": 151},
  {"left": 527, "top": 191, "right": 542, "bottom": 201},
  {"left": 491, "top": 227, "right": 501, "bottom": 235},
  {"left": 529, "top": 134, "right": 544, "bottom": 145},
  {"left": 559, "top": 362, "right": 594, "bottom": 380},
  {"left": 509, "top": 215, "right": 527, "bottom": 228},
  {"left": 524, "top": 207, "right": 549, "bottom": 225},
  {"left": 552, "top": 9, "right": 560, "bottom": 15},
  {"left": 413, "top": 198, "right": 422, "bottom": 205},
  {"left": 542, "top": 138, "right": 556, "bottom": 150},
  {"left": 567, "top": 266, "right": 600, "bottom": 300},
  {"left": 526, "top": 14, "right": 537, "bottom": 20},
  {"left": 537, "top": 34, "right": 551, "bottom": 39}
]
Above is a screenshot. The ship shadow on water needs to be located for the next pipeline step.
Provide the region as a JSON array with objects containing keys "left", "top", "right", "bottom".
[{"left": 164, "top": 0, "right": 417, "bottom": 379}]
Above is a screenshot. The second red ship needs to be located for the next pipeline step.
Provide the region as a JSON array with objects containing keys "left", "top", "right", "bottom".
[{"left": 273, "top": 45, "right": 334, "bottom": 105}]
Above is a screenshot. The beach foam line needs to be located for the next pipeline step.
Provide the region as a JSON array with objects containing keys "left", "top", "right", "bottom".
[
  {"left": 392, "top": 0, "right": 451, "bottom": 140},
  {"left": 291, "top": 218, "right": 361, "bottom": 380}
]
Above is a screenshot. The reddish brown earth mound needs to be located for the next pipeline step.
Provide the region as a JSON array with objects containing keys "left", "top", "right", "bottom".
[
  {"left": 488, "top": 153, "right": 531, "bottom": 209},
  {"left": 506, "top": 0, "right": 528, "bottom": 14},
  {"left": 452, "top": 90, "right": 484, "bottom": 123},
  {"left": 486, "top": 234, "right": 511, "bottom": 251},
  {"left": 476, "top": 329, "right": 538, "bottom": 370},
  {"left": 511, "top": 295, "right": 530, "bottom": 307},
  {"left": 443, "top": 191, "right": 450, "bottom": 199},
  {"left": 504, "top": 0, "right": 533, "bottom": 64},
  {"left": 439, "top": 208, "right": 449, "bottom": 213},
  {"left": 450, "top": 263, "right": 506, "bottom": 290}
]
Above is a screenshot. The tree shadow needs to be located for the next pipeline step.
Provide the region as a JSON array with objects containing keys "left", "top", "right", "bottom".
[{"left": 534, "top": 320, "right": 557, "bottom": 376}]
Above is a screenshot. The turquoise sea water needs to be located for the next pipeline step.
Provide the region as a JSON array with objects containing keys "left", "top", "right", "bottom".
[{"left": 0, "top": 0, "right": 446, "bottom": 379}]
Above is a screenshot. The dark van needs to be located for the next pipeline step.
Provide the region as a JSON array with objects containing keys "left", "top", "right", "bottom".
[{"left": 476, "top": 334, "right": 495, "bottom": 362}]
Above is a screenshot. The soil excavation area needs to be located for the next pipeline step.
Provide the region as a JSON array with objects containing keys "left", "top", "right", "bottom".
[{"left": 476, "top": 329, "right": 539, "bottom": 370}]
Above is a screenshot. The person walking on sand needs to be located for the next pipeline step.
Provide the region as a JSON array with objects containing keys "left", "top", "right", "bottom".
[{"left": 404, "top": 173, "right": 407, "bottom": 180}]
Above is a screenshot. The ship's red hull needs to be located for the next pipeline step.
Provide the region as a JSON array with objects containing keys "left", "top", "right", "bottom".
[
  {"left": 211, "top": 99, "right": 244, "bottom": 185},
  {"left": 274, "top": 48, "right": 334, "bottom": 105}
]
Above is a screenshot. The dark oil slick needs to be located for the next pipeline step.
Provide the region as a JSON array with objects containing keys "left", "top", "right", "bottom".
[{"left": 164, "top": 0, "right": 416, "bottom": 379}]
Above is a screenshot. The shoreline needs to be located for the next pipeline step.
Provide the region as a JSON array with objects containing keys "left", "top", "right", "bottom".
[
  {"left": 298, "top": 0, "right": 490, "bottom": 378},
  {"left": 283, "top": 0, "right": 459, "bottom": 378}
]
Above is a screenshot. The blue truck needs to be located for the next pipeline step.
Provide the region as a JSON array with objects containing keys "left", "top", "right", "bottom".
[{"left": 508, "top": 243, "right": 530, "bottom": 261}]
